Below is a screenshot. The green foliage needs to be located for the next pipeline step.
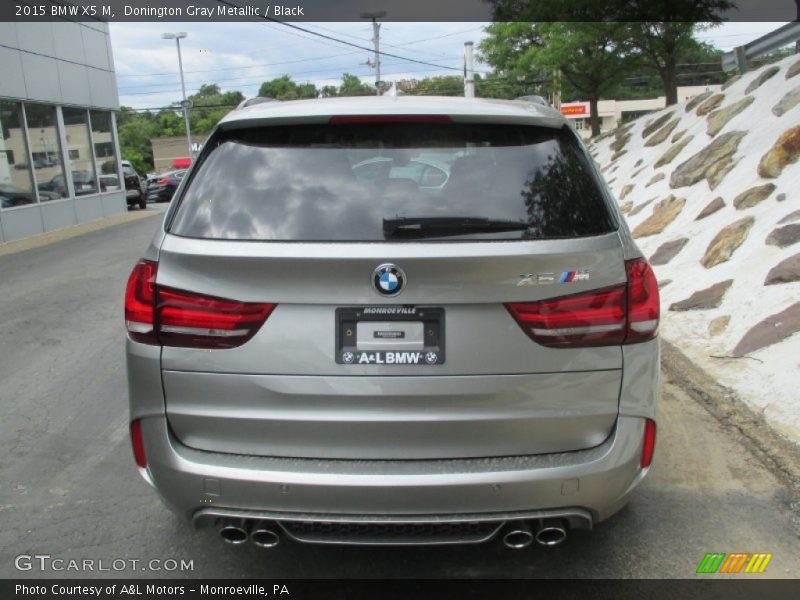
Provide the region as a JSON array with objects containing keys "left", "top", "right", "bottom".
[
  {"left": 338, "top": 73, "right": 375, "bottom": 97},
  {"left": 409, "top": 75, "right": 464, "bottom": 96},
  {"left": 484, "top": 1, "right": 733, "bottom": 105},
  {"left": 117, "top": 74, "right": 379, "bottom": 171},
  {"left": 258, "top": 75, "right": 318, "bottom": 100},
  {"left": 117, "top": 108, "right": 158, "bottom": 174},
  {"left": 480, "top": 22, "right": 634, "bottom": 134}
]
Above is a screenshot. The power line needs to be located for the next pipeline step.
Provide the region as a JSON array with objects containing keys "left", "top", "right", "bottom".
[
  {"left": 116, "top": 50, "right": 364, "bottom": 79},
  {"left": 116, "top": 28, "right": 485, "bottom": 82},
  {"left": 116, "top": 56, "right": 465, "bottom": 92},
  {"left": 118, "top": 64, "right": 486, "bottom": 98},
  {"left": 213, "top": 0, "right": 489, "bottom": 75}
]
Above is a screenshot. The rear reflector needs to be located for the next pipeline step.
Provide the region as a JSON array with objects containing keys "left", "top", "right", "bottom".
[
  {"left": 328, "top": 115, "right": 453, "bottom": 124},
  {"left": 130, "top": 419, "right": 147, "bottom": 468},
  {"left": 641, "top": 419, "right": 656, "bottom": 468},
  {"left": 506, "top": 258, "right": 659, "bottom": 348},
  {"left": 124, "top": 259, "right": 275, "bottom": 349}
]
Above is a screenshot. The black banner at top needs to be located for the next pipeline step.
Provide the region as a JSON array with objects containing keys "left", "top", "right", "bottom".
[{"left": 2, "top": 0, "right": 799, "bottom": 22}]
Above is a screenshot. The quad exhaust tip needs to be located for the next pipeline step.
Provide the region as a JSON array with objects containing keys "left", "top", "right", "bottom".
[
  {"left": 502, "top": 519, "right": 569, "bottom": 549},
  {"left": 218, "top": 519, "right": 249, "bottom": 545},
  {"left": 502, "top": 524, "right": 534, "bottom": 549},
  {"left": 534, "top": 518, "right": 568, "bottom": 547},
  {"left": 251, "top": 525, "right": 281, "bottom": 548},
  {"left": 216, "top": 516, "right": 568, "bottom": 548}
]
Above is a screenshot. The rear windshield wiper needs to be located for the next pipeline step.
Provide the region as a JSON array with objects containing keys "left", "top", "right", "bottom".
[{"left": 383, "top": 216, "right": 529, "bottom": 238}]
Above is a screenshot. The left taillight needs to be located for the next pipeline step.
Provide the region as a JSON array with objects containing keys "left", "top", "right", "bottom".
[
  {"left": 124, "top": 259, "right": 275, "bottom": 349},
  {"left": 130, "top": 419, "right": 147, "bottom": 468},
  {"left": 125, "top": 259, "right": 158, "bottom": 344},
  {"left": 157, "top": 287, "right": 275, "bottom": 349}
]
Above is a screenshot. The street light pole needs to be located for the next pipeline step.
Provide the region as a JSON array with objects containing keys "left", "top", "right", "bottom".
[
  {"left": 360, "top": 11, "right": 386, "bottom": 95},
  {"left": 162, "top": 32, "right": 192, "bottom": 158}
]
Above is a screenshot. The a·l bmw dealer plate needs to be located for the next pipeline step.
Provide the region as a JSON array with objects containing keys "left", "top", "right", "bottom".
[{"left": 335, "top": 306, "right": 445, "bottom": 366}]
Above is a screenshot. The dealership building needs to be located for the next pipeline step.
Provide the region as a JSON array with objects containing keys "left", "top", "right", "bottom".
[
  {"left": 0, "top": 20, "right": 124, "bottom": 243},
  {"left": 561, "top": 85, "right": 723, "bottom": 138},
  {"left": 150, "top": 135, "right": 206, "bottom": 174}
]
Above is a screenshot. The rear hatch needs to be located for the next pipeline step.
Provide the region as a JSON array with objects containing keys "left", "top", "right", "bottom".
[{"left": 155, "top": 118, "right": 628, "bottom": 460}]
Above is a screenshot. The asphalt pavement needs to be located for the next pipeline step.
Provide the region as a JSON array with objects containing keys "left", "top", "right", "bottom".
[{"left": 0, "top": 212, "right": 798, "bottom": 579}]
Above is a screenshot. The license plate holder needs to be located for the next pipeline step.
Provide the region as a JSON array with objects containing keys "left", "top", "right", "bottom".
[{"left": 335, "top": 306, "right": 445, "bottom": 365}]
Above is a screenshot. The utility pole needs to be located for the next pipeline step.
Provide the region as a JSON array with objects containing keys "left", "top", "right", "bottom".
[
  {"left": 361, "top": 11, "right": 386, "bottom": 95},
  {"left": 552, "top": 70, "right": 562, "bottom": 110},
  {"left": 162, "top": 32, "right": 192, "bottom": 158},
  {"left": 464, "top": 41, "right": 475, "bottom": 98}
]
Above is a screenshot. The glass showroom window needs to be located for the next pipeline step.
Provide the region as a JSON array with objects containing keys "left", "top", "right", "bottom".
[
  {"left": 62, "top": 107, "right": 99, "bottom": 196},
  {"left": 0, "top": 100, "right": 37, "bottom": 210},
  {"left": 25, "top": 103, "right": 68, "bottom": 200},
  {"left": 90, "top": 110, "right": 119, "bottom": 192}
]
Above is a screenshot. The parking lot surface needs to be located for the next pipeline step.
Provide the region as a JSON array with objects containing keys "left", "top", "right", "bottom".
[{"left": 1, "top": 214, "right": 798, "bottom": 578}]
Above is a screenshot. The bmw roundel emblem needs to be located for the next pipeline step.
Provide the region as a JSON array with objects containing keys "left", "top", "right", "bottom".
[{"left": 372, "top": 263, "right": 406, "bottom": 296}]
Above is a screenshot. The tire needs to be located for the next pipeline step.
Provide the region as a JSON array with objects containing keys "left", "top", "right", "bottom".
[{"left": 138, "top": 192, "right": 146, "bottom": 209}]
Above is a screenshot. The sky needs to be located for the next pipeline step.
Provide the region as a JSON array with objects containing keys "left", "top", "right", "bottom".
[{"left": 110, "top": 21, "right": 790, "bottom": 109}]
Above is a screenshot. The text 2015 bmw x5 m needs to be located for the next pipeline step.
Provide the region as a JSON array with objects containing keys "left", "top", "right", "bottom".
[{"left": 125, "top": 96, "right": 659, "bottom": 549}]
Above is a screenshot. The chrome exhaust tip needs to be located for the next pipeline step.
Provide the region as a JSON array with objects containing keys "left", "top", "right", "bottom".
[
  {"left": 502, "top": 523, "right": 534, "bottom": 549},
  {"left": 535, "top": 518, "right": 568, "bottom": 547},
  {"left": 251, "top": 524, "right": 280, "bottom": 549},
  {"left": 218, "top": 519, "right": 249, "bottom": 545}
]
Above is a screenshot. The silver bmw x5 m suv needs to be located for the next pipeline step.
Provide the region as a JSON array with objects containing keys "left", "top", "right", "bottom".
[{"left": 125, "top": 96, "right": 659, "bottom": 549}]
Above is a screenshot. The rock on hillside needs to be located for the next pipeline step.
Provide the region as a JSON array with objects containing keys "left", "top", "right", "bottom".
[{"left": 587, "top": 55, "right": 800, "bottom": 443}]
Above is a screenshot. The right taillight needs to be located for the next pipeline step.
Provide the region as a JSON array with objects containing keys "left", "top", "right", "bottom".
[
  {"left": 624, "top": 258, "right": 660, "bottom": 343},
  {"left": 506, "top": 258, "right": 660, "bottom": 348},
  {"left": 124, "top": 259, "right": 275, "bottom": 349}
]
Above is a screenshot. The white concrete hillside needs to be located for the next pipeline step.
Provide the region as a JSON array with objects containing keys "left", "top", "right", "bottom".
[{"left": 588, "top": 54, "right": 800, "bottom": 443}]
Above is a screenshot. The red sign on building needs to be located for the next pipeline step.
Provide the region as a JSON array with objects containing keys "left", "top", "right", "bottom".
[{"left": 561, "top": 104, "right": 588, "bottom": 116}]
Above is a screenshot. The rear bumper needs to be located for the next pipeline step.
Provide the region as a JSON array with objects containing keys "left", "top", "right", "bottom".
[{"left": 138, "top": 414, "right": 649, "bottom": 526}]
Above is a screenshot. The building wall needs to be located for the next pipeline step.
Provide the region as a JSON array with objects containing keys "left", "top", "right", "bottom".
[
  {"left": 151, "top": 135, "right": 207, "bottom": 174},
  {"left": 0, "top": 21, "right": 125, "bottom": 244},
  {"left": 562, "top": 85, "right": 723, "bottom": 139}
]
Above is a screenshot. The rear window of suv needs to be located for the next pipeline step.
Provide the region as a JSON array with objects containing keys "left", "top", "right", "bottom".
[{"left": 168, "top": 123, "right": 616, "bottom": 241}]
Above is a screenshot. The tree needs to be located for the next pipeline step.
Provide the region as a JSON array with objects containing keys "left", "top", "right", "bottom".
[
  {"left": 258, "top": 75, "right": 317, "bottom": 100},
  {"left": 318, "top": 84, "right": 340, "bottom": 98},
  {"left": 337, "top": 73, "right": 374, "bottom": 97},
  {"left": 117, "top": 108, "right": 159, "bottom": 174},
  {"left": 485, "top": 0, "right": 733, "bottom": 106},
  {"left": 411, "top": 75, "right": 464, "bottom": 96},
  {"left": 626, "top": 23, "right": 714, "bottom": 105},
  {"left": 187, "top": 84, "right": 245, "bottom": 133},
  {"left": 480, "top": 22, "right": 633, "bottom": 136},
  {"left": 622, "top": 3, "right": 733, "bottom": 104}
]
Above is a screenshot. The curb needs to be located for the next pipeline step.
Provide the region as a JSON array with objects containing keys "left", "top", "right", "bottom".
[
  {"left": 661, "top": 338, "right": 800, "bottom": 492},
  {"left": 0, "top": 206, "right": 165, "bottom": 258}
]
